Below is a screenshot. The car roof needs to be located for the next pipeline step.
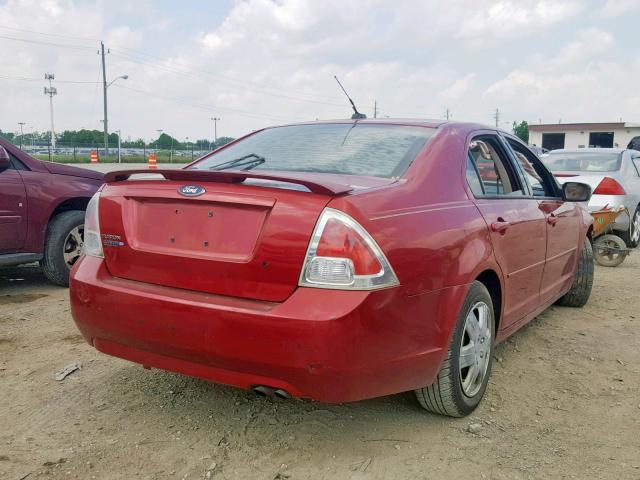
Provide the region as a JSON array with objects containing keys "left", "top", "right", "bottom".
[
  {"left": 548, "top": 148, "right": 626, "bottom": 154},
  {"left": 268, "top": 118, "right": 500, "bottom": 134}
]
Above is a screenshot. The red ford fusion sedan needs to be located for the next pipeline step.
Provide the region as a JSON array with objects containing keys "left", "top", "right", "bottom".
[{"left": 70, "top": 120, "right": 594, "bottom": 417}]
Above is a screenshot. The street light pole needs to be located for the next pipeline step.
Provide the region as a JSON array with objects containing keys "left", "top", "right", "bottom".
[
  {"left": 211, "top": 117, "right": 220, "bottom": 146},
  {"left": 100, "top": 40, "right": 129, "bottom": 158},
  {"left": 101, "top": 42, "right": 108, "bottom": 156},
  {"left": 18, "top": 122, "right": 25, "bottom": 150},
  {"left": 115, "top": 129, "right": 122, "bottom": 163},
  {"left": 44, "top": 73, "right": 57, "bottom": 148}
]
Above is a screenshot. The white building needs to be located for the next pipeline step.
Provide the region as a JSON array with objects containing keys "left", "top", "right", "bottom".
[{"left": 529, "top": 122, "right": 640, "bottom": 151}]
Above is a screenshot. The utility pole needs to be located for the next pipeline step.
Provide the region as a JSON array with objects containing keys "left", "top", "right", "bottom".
[
  {"left": 211, "top": 117, "right": 220, "bottom": 144},
  {"left": 373, "top": 101, "right": 377, "bottom": 119},
  {"left": 18, "top": 122, "right": 25, "bottom": 149},
  {"left": 493, "top": 108, "right": 500, "bottom": 128},
  {"left": 445, "top": 108, "right": 450, "bottom": 120},
  {"left": 115, "top": 129, "right": 122, "bottom": 163},
  {"left": 44, "top": 73, "right": 57, "bottom": 148},
  {"left": 100, "top": 41, "right": 109, "bottom": 156}
]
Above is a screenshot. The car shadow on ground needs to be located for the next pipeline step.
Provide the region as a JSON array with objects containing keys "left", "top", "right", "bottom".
[
  {"left": 84, "top": 358, "right": 466, "bottom": 454},
  {"left": 0, "top": 264, "right": 54, "bottom": 295}
]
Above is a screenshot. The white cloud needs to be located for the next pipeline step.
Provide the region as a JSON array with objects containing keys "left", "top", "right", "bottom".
[
  {"left": 458, "top": 0, "right": 583, "bottom": 40},
  {"left": 598, "top": 0, "right": 640, "bottom": 17},
  {"left": 0, "top": 0, "right": 637, "bottom": 140},
  {"left": 545, "top": 28, "right": 614, "bottom": 69},
  {"left": 485, "top": 59, "right": 640, "bottom": 123}
]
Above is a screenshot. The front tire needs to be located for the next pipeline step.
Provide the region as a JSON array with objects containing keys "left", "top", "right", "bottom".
[
  {"left": 556, "top": 238, "right": 594, "bottom": 307},
  {"left": 415, "top": 281, "right": 494, "bottom": 417},
  {"left": 42, "top": 210, "right": 85, "bottom": 287}
]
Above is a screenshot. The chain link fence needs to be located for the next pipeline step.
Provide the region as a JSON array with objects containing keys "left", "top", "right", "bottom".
[{"left": 18, "top": 142, "right": 213, "bottom": 164}]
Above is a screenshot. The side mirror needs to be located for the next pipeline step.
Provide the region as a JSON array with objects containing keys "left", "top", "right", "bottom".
[
  {"left": 0, "top": 147, "right": 11, "bottom": 173},
  {"left": 563, "top": 182, "right": 592, "bottom": 202}
]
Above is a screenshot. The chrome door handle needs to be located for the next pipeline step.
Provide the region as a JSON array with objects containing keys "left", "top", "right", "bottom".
[{"left": 491, "top": 220, "right": 510, "bottom": 234}]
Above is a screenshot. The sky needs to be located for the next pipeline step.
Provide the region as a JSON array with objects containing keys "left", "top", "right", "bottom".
[{"left": 0, "top": 0, "right": 639, "bottom": 142}]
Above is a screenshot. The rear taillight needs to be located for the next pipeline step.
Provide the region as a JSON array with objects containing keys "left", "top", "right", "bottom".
[
  {"left": 299, "top": 208, "right": 399, "bottom": 290},
  {"left": 83, "top": 192, "right": 103, "bottom": 258},
  {"left": 593, "top": 177, "right": 626, "bottom": 195}
]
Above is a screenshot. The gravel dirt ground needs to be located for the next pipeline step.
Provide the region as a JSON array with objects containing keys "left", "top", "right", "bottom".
[{"left": 1, "top": 255, "right": 639, "bottom": 480}]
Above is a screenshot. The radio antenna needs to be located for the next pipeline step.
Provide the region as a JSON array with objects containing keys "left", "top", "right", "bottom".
[{"left": 334, "top": 75, "right": 366, "bottom": 119}]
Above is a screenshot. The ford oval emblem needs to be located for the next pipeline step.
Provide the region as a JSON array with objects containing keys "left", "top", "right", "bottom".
[{"left": 178, "top": 185, "right": 206, "bottom": 197}]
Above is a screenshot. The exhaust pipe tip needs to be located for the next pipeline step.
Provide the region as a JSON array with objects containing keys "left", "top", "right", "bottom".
[
  {"left": 273, "top": 389, "right": 290, "bottom": 399},
  {"left": 252, "top": 385, "right": 290, "bottom": 399},
  {"left": 252, "top": 385, "right": 272, "bottom": 397}
]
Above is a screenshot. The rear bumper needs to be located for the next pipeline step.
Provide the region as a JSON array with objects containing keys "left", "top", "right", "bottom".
[{"left": 70, "top": 256, "right": 467, "bottom": 403}]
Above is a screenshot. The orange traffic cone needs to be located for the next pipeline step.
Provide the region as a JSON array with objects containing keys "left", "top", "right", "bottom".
[
  {"left": 148, "top": 152, "right": 157, "bottom": 169},
  {"left": 90, "top": 151, "right": 99, "bottom": 163}
]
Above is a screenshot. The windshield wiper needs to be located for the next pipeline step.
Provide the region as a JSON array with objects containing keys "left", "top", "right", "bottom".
[{"left": 208, "top": 153, "right": 265, "bottom": 171}]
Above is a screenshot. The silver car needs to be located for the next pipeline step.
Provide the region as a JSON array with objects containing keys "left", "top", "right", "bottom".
[{"left": 541, "top": 148, "right": 640, "bottom": 248}]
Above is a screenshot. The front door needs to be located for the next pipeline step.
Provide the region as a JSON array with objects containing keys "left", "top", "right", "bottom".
[
  {"left": 0, "top": 160, "right": 27, "bottom": 253},
  {"left": 505, "top": 136, "right": 581, "bottom": 303},
  {"left": 466, "top": 134, "right": 547, "bottom": 328}
]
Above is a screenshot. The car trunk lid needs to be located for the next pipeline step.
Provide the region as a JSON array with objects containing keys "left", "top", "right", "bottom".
[{"left": 98, "top": 170, "right": 378, "bottom": 302}]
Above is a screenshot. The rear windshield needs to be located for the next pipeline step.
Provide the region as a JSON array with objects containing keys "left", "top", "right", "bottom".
[
  {"left": 542, "top": 152, "right": 622, "bottom": 172},
  {"left": 190, "top": 123, "right": 435, "bottom": 178}
]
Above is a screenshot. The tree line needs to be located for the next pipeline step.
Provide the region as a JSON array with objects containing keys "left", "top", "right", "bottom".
[{"left": 0, "top": 128, "right": 234, "bottom": 149}]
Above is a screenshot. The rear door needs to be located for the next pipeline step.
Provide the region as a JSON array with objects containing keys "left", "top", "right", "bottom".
[
  {"left": 0, "top": 154, "right": 28, "bottom": 253},
  {"left": 466, "top": 133, "right": 547, "bottom": 328},
  {"left": 504, "top": 136, "right": 581, "bottom": 303}
]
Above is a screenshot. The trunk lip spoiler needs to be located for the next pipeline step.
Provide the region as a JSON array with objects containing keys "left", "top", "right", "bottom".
[{"left": 104, "top": 169, "right": 353, "bottom": 196}]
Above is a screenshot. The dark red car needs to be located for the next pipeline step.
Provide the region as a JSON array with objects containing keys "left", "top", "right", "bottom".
[
  {"left": 0, "top": 139, "right": 103, "bottom": 285},
  {"left": 70, "top": 120, "right": 594, "bottom": 416}
]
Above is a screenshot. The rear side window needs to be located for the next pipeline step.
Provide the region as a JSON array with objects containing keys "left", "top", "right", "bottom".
[
  {"left": 466, "top": 155, "right": 484, "bottom": 196},
  {"left": 190, "top": 124, "right": 435, "bottom": 178},
  {"left": 467, "top": 137, "right": 524, "bottom": 196}
]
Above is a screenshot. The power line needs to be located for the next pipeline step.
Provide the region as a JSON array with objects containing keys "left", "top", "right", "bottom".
[
  {"left": 0, "top": 24, "right": 100, "bottom": 42},
  {"left": 111, "top": 83, "right": 310, "bottom": 123},
  {"left": 0, "top": 26, "right": 413, "bottom": 115},
  {"left": 110, "top": 46, "right": 346, "bottom": 103},
  {"left": 0, "top": 34, "right": 96, "bottom": 51},
  {"left": 0, "top": 74, "right": 99, "bottom": 84},
  {"left": 110, "top": 50, "right": 346, "bottom": 108}
]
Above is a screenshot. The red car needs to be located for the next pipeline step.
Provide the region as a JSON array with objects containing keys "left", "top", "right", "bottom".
[
  {"left": 0, "top": 140, "right": 103, "bottom": 285},
  {"left": 70, "top": 120, "right": 594, "bottom": 416}
]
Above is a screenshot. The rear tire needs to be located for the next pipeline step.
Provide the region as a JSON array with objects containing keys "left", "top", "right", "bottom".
[
  {"left": 42, "top": 210, "right": 85, "bottom": 287},
  {"left": 556, "top": 238, "right": 594, "bottom": 307},
  {"left": 619, "top": 206, "right": 640, "bottom": 248},
  {"left": 414, "top": 281, "right": 494, "bottom": 417}
]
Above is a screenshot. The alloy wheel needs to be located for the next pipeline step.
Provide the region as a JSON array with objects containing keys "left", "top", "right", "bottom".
[
  {"left": 459, "top": 301, "right": 492, "bottom": 397},
  {"left": 632, "top": 210, "right": 640, "bottom": 245},
  {"left": 63, "top": 225, "right": 84, "bottom": 269}
]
